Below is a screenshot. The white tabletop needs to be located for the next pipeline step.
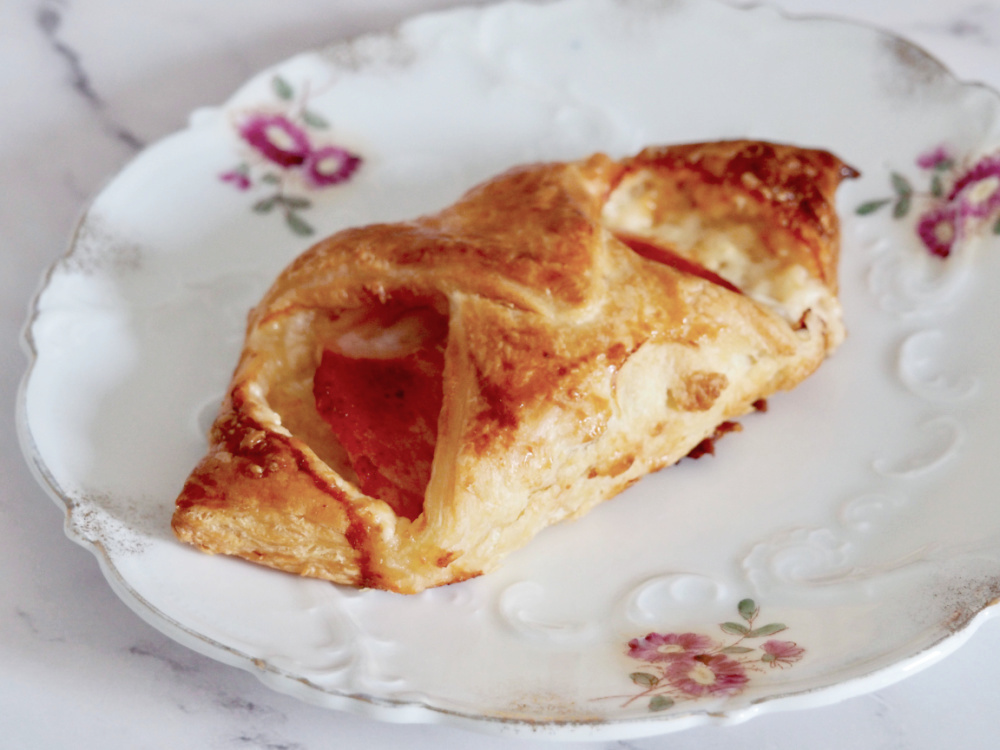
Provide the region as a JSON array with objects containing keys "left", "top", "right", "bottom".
[{"left": 4, "top": 1, "right": 1000, "bottom": 747}]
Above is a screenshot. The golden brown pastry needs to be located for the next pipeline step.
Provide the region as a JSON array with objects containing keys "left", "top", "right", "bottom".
[{"left": 172, "top": 140, "right": 857, "bottom": 594}]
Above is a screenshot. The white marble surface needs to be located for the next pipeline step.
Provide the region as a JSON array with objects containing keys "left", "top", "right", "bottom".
[{"left": 5, "top": 0, "right": 1000, "bottom": 747}]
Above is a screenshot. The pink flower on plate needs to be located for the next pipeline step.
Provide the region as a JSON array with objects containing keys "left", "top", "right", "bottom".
[
  {"left": 916, "top": 145, "right": 953, "bottom": 170},
  {"left": 219, "top": 169, "right": 251, "bottom": 191},
  {"left": 947, "top": 154, "right": 1000, "bottom": 199},
  {"left": 761, "top": 639, "right": 805, "bottom": 668},
  {"left": 665, "top": 654, "right": 749, "bottom": 697},
  {"left": 238, "top": 114, "right": 312, "bottom": 167},
  {"left": 949, "top": 155, "right": 1000, "bottom": 219},
  {"left": 303, "top": 146, "right": 362, "bottom": 187},
  {"left": 917, "top": 203, "right": 960, "bottom": 258},
  {"left": 627, "top": 632, "right": 714, "bottom": 663}
]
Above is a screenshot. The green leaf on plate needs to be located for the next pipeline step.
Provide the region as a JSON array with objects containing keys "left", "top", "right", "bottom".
[
  {"left": 747, "top": 623, "right": 787, "bottom": 638},
  {"left": 856, "top": 198, "right": 891, "bottom": 215},
  {"left": 630, "top": 672, "right": 659, "bottom": 688},
  {"left": 253, "top": 196, "right": 277, "bottom": 214},
  {"left": 649, "top": 695, "right": 674, "bottom": 712},
  {"left": 891, "top": 171, "right": 913, "bottom": 196},
  {"left": 738, "top": 598, "right": 758, "bottom": 621},
  {"left": 992, "top": 215, "right": 1000, "bottom": 235},
  {"left": 280, "top": 195, "right": 312, "bottom": 210},
  {"left": 893, "top": 193, "right": 912, "bottom": 218},
  {"left": 720, "top": 646, "right": 755, "bottom": 654},
  {"left": 272, "top": 75, "right": 294, "bottom": 101},
  {"left": 302, "top": 109, "right": 330, "bottom": 129},
  {"left": 721, "top": 622, "right": 750, "bottom": 636},
  {"left": 931, "top": 173, "right": 944, "bottom": 198},
  {"left": 286, "top": 211, "right": 314, "bottom": 236}
]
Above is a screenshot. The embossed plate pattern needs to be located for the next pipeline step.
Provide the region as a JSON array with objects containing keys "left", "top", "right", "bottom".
[{"left": 18, "top": 0, "right": 1000, "bottom": 739}]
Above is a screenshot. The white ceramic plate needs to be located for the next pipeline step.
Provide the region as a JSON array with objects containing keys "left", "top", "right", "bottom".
[{"left": 19, "top": 0, "right": 1000, "bottom": 739}]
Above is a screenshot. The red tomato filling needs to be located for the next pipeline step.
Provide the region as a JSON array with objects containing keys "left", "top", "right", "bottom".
[
  {"left": 613, "top": 232, "right": 742, "bottom": 295},
  {"left": 312, "top": 311, "right": 447, "bottom": 520}
]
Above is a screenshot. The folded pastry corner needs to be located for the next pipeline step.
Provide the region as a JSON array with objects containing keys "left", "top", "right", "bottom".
[{"left": 172, "top": 140, "right": 857, "bottom": 593}]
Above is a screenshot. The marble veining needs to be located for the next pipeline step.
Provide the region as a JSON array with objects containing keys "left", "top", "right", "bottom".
[
  {"left": 35, "top": 0, "right": 146, "bottom": 151},
  {"left": 917, "top": 6, "right": 999, "bottom": 46}
]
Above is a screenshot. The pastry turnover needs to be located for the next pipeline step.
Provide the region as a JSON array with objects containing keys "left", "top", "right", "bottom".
[{"left": 172, "top": 140, "right": 856, "bottom": 594}]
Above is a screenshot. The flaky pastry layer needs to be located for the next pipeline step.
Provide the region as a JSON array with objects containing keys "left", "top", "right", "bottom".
[{"left": 172, "top": 140, "right": 857, "bottom": 593}]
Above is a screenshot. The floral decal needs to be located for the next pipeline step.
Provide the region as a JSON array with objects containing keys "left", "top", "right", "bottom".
[
  {"left": 219, "top": 75, "right": 362, "bottom": 236},
  {"left": 857, "top": 145, "right": 1000, "bottom": 258},
  {"left": 617, "top": 599, "right": 802, "bottom": 713}
]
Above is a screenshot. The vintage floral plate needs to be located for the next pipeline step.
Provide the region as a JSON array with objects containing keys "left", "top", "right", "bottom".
[{"left": 18, "top": 0, "right": 1000, "bottom": 739}]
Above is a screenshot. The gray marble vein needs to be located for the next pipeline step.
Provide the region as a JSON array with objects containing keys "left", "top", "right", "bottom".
[{"left": 35, "top": 0, "right": 146, "bottom": 150}]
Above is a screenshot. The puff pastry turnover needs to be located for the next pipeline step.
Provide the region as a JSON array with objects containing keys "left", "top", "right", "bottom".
[{"left": 172, "top": 140, "right": 856, "bottom": 593}]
